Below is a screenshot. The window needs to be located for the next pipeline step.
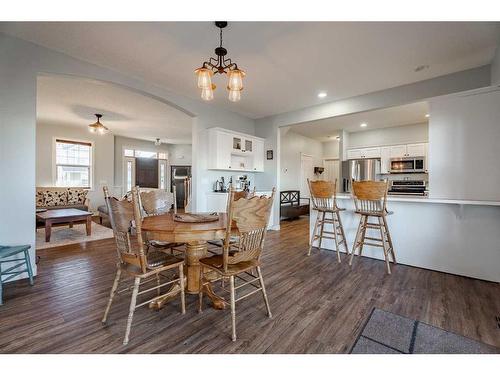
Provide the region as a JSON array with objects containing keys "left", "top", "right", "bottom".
[
  {"left": 55, "top": 139, "right": 92, "bottom": 188},
  {"left": 123, "top": 148, "right": 167, "bottom": 160}
]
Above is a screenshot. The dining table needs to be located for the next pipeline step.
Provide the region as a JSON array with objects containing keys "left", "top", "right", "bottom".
[{"left": 141, "top": 212, "right": 228, "bottom": 310}]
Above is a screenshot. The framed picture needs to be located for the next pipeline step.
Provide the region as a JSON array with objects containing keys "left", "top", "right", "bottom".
[{"left": 266, "top": 150, "right": 273, "bottom": 160}]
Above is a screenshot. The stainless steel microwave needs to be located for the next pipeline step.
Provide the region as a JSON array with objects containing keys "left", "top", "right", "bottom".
[{"left": 390, "top": 157, "right": 425, "bottom": 173}]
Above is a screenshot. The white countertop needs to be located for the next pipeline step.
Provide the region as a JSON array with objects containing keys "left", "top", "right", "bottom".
[{"left": 336, "top": 193, "right": 500, "bottom": 206}]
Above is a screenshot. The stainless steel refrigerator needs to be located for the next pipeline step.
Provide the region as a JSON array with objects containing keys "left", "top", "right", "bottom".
[{"left": 341, "top": 158, "right": 381, "bottom": 193}]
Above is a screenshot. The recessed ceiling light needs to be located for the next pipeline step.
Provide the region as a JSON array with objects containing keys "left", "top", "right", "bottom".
[
  {"left": 425, "top": 114, "right": 430, "bottom": 118},
  {"left": 360, "top": 123, "right": 367, "bottom": 128},
  {"left": 318, "top": 92, "right": 327, "bottom": 98}
]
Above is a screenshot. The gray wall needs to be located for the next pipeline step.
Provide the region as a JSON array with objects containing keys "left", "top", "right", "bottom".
[
  {"left": 429, "top": 89, "right": 500, "bottom": 201},
  {"left": 322, "top": 140, "right": 340, "bottom": 159},
  {"left": 280, "top": 129, "right": 323, "bottom": 191},
  {"left": 347, "top": 122, "right": 428, "bottom": 149}
]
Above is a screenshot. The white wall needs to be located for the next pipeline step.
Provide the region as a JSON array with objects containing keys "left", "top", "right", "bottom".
[
  {"left": 347, "top": 122, "right": 428, "bottom": 149},
  {"left": 280, "top": 129, "right": 323, "bottom": 191},
  {"left": 169, "top": 144, "right": 192, "bottom": 166},
  {"left": 429, "top": 89, "right": 500, "bottom": 201},
  {"left": 36, "top": 122, "right": 114, "bottom": 211},
  {"left": 491, "top": 44, "right": 500, "bottom": 85},
  {"left": 322, "top": 140, "right": 340, "bottom": 159},
  {"left": 0, "top": 33, "right": 254, "bottom": 278}
]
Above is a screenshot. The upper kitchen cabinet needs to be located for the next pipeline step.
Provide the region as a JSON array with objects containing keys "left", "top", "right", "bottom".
[
  {"left": 390, "top": 143, "right": 427, "bottom": 158},
  {"left": 346, "top": 147, "right": 381, "bottom": 159},
  {"left": 208, "top": 128, "right": 265, "bottom": 172}
]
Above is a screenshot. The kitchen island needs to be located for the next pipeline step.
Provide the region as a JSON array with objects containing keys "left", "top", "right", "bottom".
[{"left": 310, "top": 194, "right": 500, "bottom": 282}]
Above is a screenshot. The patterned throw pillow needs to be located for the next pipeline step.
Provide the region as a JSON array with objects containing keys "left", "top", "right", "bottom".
[
  {"left": 67, "top": 189, "right": 88, "bottom": 205},
  {"left": 36, "top": 190, "right": 45, "bottom": 207},
  {"left": 43, "top": 190, "right": 68, "bottom": 207}
]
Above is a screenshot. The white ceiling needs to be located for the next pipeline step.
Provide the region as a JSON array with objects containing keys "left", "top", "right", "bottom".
[
  {"left": 288, "top": 101, "right": 429, "bottom": 141},
  {"left": 37, "top": 75, "right": 193, "bottom": 143},
  {"left": 2, "top": 22, "right": 499, "bottom": 119}
]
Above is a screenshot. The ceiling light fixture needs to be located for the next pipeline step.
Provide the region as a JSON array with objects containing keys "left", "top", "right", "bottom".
[
  {"left": 88, "top": 114, "right": 108, "bottom": 134},
  {"left": 195, "top": 21, "right": 245, "bottom": 102},
  {"left": 154, "top": 138, "right": 162, "bottom": 146},
  {"left": 335, "top": 136, "right": 340, "bottom": 140},
  {"left": 360, "top": 123, "right": 367, "bottom": 128},
  {"left": 425, "top": 114, "right": 430, "bottom": 118},
  {"left": 318, "top": 92, "right": 327, "bottom": 98}
]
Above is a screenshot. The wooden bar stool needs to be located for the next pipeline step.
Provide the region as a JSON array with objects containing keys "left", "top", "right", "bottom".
[
  {"left": 307, "top": 179, "right": 349, "bottom": 262},
  {"left": 348, "top": 180, "right": 396, "bottom": 274}
]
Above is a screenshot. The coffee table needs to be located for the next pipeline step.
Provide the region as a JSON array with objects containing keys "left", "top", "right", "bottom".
[{"left": 36, "top": 208, "right": 93, "bottom": 242}]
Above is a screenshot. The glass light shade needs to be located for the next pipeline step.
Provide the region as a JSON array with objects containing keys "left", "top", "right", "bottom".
[
  {"left": 227, "top": 68, "right": 245, "bottom": 91},
  {"left": 201, "top": 83, "right": 216, "bottom": 101},
  {"left": 228, "top": 88, "right": 241, "bottom": 102},
  {"left": 195, "top": 67, "right": 213, "bottom": 89}
]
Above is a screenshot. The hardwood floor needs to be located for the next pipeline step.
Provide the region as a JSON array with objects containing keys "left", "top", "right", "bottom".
[{"left": 1, "top": 217, "right": 499, "bottom": 353}]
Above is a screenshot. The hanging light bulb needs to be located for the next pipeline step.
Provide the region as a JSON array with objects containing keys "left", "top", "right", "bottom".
[
  {"left": 201, "top": 83, "right": 216, "bottom": 101},
  {"left": 228, "top": 88, "right": 242, "bottom": 102},
  {"left": 227, "top": 68, "right": 245, "bottom": 91},
  {"left": 195, "top": 67, "right": 213, "bottom": 89}
]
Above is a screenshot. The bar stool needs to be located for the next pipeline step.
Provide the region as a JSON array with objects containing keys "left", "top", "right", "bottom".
[
  {"left": 348, "top": 181, "right": 396, "bottom": 274},
  {"left": 307, "top": 179, "right": 349, "bottom": 262}
]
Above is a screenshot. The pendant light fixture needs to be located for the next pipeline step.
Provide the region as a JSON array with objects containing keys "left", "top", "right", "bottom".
[
  {"left": 195, "top": 21, "right": 245, "bottom": 102},
  {"left": 88, "top": 114, "right": 108, "bottom": 134}
]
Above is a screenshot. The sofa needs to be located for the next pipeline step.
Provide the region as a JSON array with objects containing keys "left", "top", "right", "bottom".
[
  {"left": 280, "top": 190, "right": 310, "bottom": 220},
  {"left": 36, "top": 187, "right": 90, "bottom": 212}
]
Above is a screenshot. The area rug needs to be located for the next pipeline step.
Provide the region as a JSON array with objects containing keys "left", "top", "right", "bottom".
[
  {"left": 350, "top": 308, "right": 498, "bottom": 354},
  {"left": 36, "top": 222, "right": 114, "bottom": 250}
]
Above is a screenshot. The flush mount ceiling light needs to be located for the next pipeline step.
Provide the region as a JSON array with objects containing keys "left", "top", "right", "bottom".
[
  {"left": 154, "top": 138, "right": 162, "bottom": 146},
  {"left": 360, "top": 123, "right": 367, "bottom": 128},
  {"left": 318, "top": 92, "right": 327, "bottom": 98},
  {"left": 195, "top": 21, "right": 245, "bottom": 102},
  {"left": 88, "top": 114, "right": 108, "bottom": 134},
  {"left": 425, "top": 114, "right": 430, "bottom": 118}
]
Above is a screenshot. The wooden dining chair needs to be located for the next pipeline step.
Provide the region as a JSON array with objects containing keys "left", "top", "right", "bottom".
[
  {"left": 139, "top": 187, "right": 184, "bottom": 255},
  {"left": 308, "top": 179, "right": 349, "bottom": 261},
  {"left": 348, "top": 180, "right": 396, "bottom": 274},
  {"left": 101, "top": 186, "right": 186, "bottom": 345},
  {"left": 198, "top": 187, "right": 275, "bottom": 341}
]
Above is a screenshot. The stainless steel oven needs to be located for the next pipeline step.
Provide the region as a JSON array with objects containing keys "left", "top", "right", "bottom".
[{"left": 390, "top": 157, "right": 425, "bottom": 173}]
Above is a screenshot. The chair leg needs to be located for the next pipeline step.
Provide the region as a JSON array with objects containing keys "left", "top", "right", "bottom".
[
  {"left": 331, "top": 212, "right": 341, "bottom": 263},
  {"left": 358, "top": 216, "right": 368, "bottom": 257},
  {"left": 123, "top": 277, "right": 140, "bottom": 345},
  {"left": 317, "top": 211, "right": 326, "bottom": 250},
  {"left": 198, "top": 265, "right": 204, "bottom": 313},
  {"left": 102, "top": 268, "right": 121, "bottom": 323},
  {"left": 349, "top": 216, "right": 364, "bottom": 266},
  {"left": 378, "top": 217, "right": 391, "bottom": 275},
  {"left": 24, "top": 250, "right": 34, "bottom": 286},
  {"left": 178, "top": 264, "right": 186, "bottom": 315},
  {"left": 256, "top": 266, "right": 272, "bottom": 318},
  {"left": 336, "top": 211, "right": 350, "bottom": 256},
  {"left": 308, "top": 211, "right": 320, "bottom": 256},
  {"left": 382, "top": 215, "right": 396, "bottom": 264},
  {"left": 229, "top": 275, "right": 237, "bottom": 341},
  {"left": 155, "top": 273, "right": 161, "bottom": 296}
]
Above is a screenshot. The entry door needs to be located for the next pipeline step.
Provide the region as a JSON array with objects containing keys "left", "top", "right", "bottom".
[
  {"left": 300, "top": 154, "right": 314, "bottom": 198},
  {"left": 324, "top": 159, "right": 340, "bottom": 192}
]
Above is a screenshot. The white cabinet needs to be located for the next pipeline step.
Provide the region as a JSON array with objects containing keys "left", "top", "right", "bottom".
[
  {"left": 347, "top": 147, "right": 380, "bottom": 159},
  {"left": 406, "top": 143, "right": 426, "bottom": 157},
  {"left": 390, "top": 144, "right": 407, "bottom": 158},
  {"left": 390, "top": 143, "right": 427, "bottom": 158},
  {"left": 380, "top": 147, "right": 391, "bottom": 174},
  {"left": 208, "top": 128, "right": 265, "bottom": 172}
]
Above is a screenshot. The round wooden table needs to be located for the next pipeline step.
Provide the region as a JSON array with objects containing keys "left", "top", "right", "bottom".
[{"left": 141, "top": 212, "right": 227, "bottom": 309}]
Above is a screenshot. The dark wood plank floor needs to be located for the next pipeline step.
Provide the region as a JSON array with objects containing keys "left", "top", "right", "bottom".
[{"left": 1, "top": 217, "right": 499, "bottom": 353}]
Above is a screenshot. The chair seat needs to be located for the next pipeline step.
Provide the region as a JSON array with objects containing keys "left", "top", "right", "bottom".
[
  {"left": 0, "top": 245, "right": 30, "bottom": 258},
  {"left": 146, "top": 251, "right": 183, "bottom": 269},
  {"left": 200, "top": 254, "right": 258, "bottom": 276},
  {"left": 355, "top": 209, "right": 393, "bottom": 217},
  {"left": 148, "top": 240, "right": 184, "bottom": 249}
]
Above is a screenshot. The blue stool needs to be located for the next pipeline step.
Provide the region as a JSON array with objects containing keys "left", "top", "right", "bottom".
[{"left": 0, "top": 245, "right": 34, "bottom": 305}]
